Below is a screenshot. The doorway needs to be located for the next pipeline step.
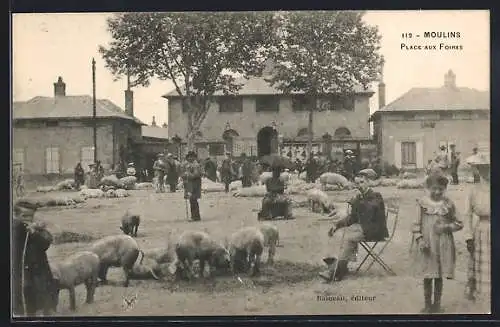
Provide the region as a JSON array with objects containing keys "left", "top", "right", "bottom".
[{"left": 257, "top": 126, "right": 278, "bottom": 157}]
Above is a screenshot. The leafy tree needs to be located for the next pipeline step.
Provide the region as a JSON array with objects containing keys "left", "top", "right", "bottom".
[
  {"left": 265, "top": 11, "right": 384, "bottom": 157},
  {"left": 99, "top": 12, "right": 274, "bottom": 149}
]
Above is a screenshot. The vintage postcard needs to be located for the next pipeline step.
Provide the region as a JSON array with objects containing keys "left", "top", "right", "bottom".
[{"left": 11, "top": 10, "right": 490, "bottom": 317}]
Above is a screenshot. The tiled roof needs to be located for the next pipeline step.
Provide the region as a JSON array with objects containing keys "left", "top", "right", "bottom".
[
  {"left": 142, "top": 125, "right": 169, "bottom": 140},
  {"left": 163, "top": 76, "right": 372, "bottom": 98},
  {"left": 375, "top": 86, "right": 489, "bottom": 113},
  {"left": 12, "top": 95, "right": 145, "bottom": 125}
]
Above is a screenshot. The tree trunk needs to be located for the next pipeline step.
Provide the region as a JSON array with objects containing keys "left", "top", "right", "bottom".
[{"left": 307, "top": 106, "right": 314, "bottom": 158}]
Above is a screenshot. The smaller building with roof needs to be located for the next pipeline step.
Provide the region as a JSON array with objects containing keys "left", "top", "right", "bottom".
[
  {"left": 12, "top": 77, "right": 149, "bottom": 179},
  {"left": 370, "top": 70, "right": 490, "bottom": 170}
]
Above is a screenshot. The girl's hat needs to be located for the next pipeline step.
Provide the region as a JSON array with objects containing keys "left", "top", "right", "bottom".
[{"left": 425, "top": 172, "right": 449, "bottom": 188}]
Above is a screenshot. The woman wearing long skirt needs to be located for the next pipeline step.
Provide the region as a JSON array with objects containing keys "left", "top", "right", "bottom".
[{"left": 464, "top": 153, "right": 490, "bottom": 311}]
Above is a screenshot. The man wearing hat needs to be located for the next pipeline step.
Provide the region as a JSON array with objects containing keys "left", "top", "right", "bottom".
[
  {"left": 319, "top": 170, "right": 388, "bottom": 282},
  {"left": 182, "top": 151, "right": 203, "bottom": 221},
  {"left": 240, "top": 153, "right": 253, "bottom": 188},
  {"left": 153, "top": 153, "right": 166, "bottom": 193},
  {"left": 165, "top": 153, "right": 179, "bottom": 193},
  {"left": 220, "top": 152, "right": 235, "bottom": 193},
  {"left": 449, "top": 144, "right": 460, "bottom": 185},
  {"left": 12, "top": 200, "right": 56, "bottom": 316},
  {"left": 126, "top": 162, "right": 137, "bottom": 177}
]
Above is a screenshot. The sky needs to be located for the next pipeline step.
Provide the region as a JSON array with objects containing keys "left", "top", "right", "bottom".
[{"left": 12, "top": 10, "right": 489, "bottom": 126}]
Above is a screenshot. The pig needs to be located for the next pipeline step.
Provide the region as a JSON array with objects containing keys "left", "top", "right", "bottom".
[
  {"left": 258, "top": 223, "right": 280, "bottom": 264},
  {"left": 128, "top": 252, "right": 161, "bottom": 280},
  {"left": 226, "top": 226, "right": 265, "bottom": 276},
  {"left": 89, "top": 235, "right": 143, "bottom": 287},
  {"left": 49, "top": 251, "right": 100, "bottom": 312},
  {"left": 120, "top": 211, "right": 140, "bottom": 237},
  {"left": 175, "top": 231, "right": 231, "bottom": 280},
  {"left": 143, "top": 246, "right": 175, "bottom": 264},
  {"left": 306, "top": 188, "right": 336, "bottom": 214}
]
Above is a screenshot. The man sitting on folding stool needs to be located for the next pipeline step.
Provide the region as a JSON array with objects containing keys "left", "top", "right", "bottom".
[{"left": 319, "top": 170, "right": 388, "bottom": 282}]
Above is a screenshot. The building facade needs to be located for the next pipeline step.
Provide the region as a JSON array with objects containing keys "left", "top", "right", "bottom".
[
  {"left": 12, "top": 77, "right": 145, "bottom": 181},
  {"left": 164, "top": 76, "right": 375, "bottom": 161},
  {"left": 370, "top": 70, "right": 490, "bottom": 170}
]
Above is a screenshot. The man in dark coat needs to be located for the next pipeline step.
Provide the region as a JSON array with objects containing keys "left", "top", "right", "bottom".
[
  {"left": 305, "top": 156, "right": 318, "bottom": 183},
  {"left": 319, "top": 170, "right": 388, "bottom": 282},
  {"left": 258, "top": 165, "right": 294, "bottom": 220},
  {"left": 12, "top": 200, "right": 57, "bottom": 316},
  {"left": 449, "top": 144, "right": 460, "bottom": 185},
  {"left": 204, "top": 157, "right": 218, "bottom": 182},
  {"left": 240, "top": 153, "right": 253, "bottom": 188},
  {"left": 220, "top": 152, "right": 234, "bottom": 193},
  {"left": 165, "top": 153, "right": 179, "bottom": 192},
  {"left": 182, "top": 151, "right": 203, "bottom": 221}
]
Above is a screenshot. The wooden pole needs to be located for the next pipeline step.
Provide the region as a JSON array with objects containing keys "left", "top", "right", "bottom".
[{"left": 92, "top": 58, "right": 97, "bottom": 163}]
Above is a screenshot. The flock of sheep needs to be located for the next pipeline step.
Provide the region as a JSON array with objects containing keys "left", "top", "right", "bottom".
[{"left": 48, "top": 210, "right": 281, "bottom": 314}]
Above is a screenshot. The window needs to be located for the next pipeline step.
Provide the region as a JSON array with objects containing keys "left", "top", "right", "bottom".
[
  {"left": 292, "top": 96, "right": 313, "bottom": 111},
  {"left": 219, "top": 96, "right": 243, "bottom": 113},
  {"left": 340, "top": 96, "right": 355, "bottom": 111},
  {"left": 208, "top": 143, "right": 225, "bottom": 156},
  {"left": 46, "top": 121, "right": 59, "bottom": 127},
  {"left": 13, "top": 148, "right": 25, "bottom": 170},
  {"left": 317, "top": 97, "right": 336, "bottom": 111},
  {"left": 81, "top": 147, "right": 95, "bottom": 172},
  {"left": 182, "top": 97, "right": 208, "bottom": 113},
  {"left": 45, "top": 147, "right": 60, "bottom": 174},
  {"left": 439, "top": 112, "right": 453, "bottom": 120},
  {"left": 401, "top": 142, "right": 417, "bottom": 166},
  {"left": 256, "top": 96, "right": 279, "bottom": 112}
]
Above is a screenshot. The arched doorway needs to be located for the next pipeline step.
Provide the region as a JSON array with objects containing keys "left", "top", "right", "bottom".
[
  {"left": 257, "top": 126, "right": 278, "bottom": 157},
  {"left": 334, "top": 127, "right": 351, "bottom": 139},
  {"left": 222, "top": 129, "right": 239, "bottom": 155}
]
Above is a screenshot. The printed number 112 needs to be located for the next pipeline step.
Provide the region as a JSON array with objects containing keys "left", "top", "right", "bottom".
[{"left": 402, "top": 33, "right": 412, "bottom": 38}]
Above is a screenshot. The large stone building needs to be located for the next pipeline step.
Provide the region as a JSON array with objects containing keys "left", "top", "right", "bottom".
[
  {"left": 12, "top": 77, "right": 146, "bottom": 181},
  {"left": 164, "top": 75, "right": 376, "bottom": 161},
  {"left": 370, "top": 70, "right": 490, "bottom": 170}
]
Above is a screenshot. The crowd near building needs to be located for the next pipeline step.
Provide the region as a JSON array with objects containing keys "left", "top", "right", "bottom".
[{"left": 12, "top": 68, "right": 489, "bottom": 184}]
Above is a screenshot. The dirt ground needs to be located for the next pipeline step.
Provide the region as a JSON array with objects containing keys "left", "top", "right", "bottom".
[{"left": 24, "top": 183, "right": 490, "bottom": 316}]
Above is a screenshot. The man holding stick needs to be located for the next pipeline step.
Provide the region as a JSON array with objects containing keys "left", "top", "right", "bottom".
[
  {"left": 319, "top": 170, "right": 388, "bottom": 282},
  {"left": 182, "top": 151, "right": 203, "bottom": 221}
]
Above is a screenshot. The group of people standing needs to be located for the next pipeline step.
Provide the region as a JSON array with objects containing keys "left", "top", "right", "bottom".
[{"left": 152, "top": 153, "right": 181, "bottom": 193}]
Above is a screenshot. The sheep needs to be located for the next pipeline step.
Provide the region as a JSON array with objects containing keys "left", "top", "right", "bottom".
[
  {"left": 226, "top": 226, "right": 265, "bottom": 276},
  {"left": 175, "top": 231, "right": 231, "bottom": 280},
  {"left": 89, "top": 235, "right": 143, "bottom": 287},
  {"left": 306, "top": 188, "right": 336, "bottom": 214},
  {"left": 120, "top": 211, "right": 140, "bottom": 237},
  {"left": 258, "top": 223, "right": 280, "bottom": 264},
  {"left": 319, "top": 172, "right": 350, "bottom": 189},
  {"left": 49, "top": 251, "right": 100, "bottom": 312},
  {"left": 143, "top": 246, "right": 175, "bottom": 264},
  {"left": 128, "top": 252, "right": 161, "bottom": 281}
]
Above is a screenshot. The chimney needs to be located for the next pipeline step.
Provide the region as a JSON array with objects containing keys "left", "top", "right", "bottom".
[
  {"left": 54, "top": 76, "right": 66, "bottom": 97},
  {"left": 378, "top": 81, "right": 386, "bottom": 109},
  {"left": 444, "top": 69, "right": 456, "bottom": 88},
  {"left": 151, "top": 116, "right": 157, "bottom": 127}
]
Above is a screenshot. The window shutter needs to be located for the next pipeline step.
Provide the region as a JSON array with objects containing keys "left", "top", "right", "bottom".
[
  {"left": 394, "top": 141, "right": 402, "bottom": 168},
  {"left": 416, "top": 141, "right": 424, "bottom": 168}
]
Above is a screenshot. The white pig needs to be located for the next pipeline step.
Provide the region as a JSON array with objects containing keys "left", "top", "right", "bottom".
[
  {"left": 49, "top": 251, "right": 100, "bottom": 312},
  {"left": 175, "top": 231, "right": 230, "bottom": 280},
  {"left": 89, "top": 235, "right": 143, "bottom": 287},
  {"left": 227, "top": 226, "right": 265, "bottom": 276}
]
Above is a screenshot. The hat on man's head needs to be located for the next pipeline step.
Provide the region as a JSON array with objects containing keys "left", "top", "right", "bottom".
[
  {"left": 357, "top": 168, "right": 377, "bottom": 180},
  {"left": 167, "top": 153, "right": 173, "bottom": 158},
  {"left": 157, "top": 153, "right": 164, "bottom": 158},
  {"left": 439, "top": 145, "right": 446, "bottom": 151},
  {"left": 128, "top": 163, "right": 135, "bottom": 167},
  {"left": 225, "top": 151, "right": 231, "bottom": 155}
]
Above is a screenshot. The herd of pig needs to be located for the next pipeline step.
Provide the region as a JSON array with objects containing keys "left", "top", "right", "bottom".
[{"left": 48, "top": 211, "right": 281, "bottom": 313}]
